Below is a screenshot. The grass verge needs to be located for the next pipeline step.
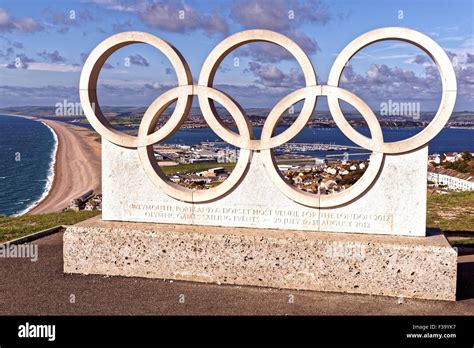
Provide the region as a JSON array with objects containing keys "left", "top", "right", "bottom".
[
  {"left": 427, "top": 191, "right": 474, "bottom": 247},
  {"left": 159, "top": 162, "right": 235, "bottom": 175},
  {"left": 0, "top": 210, "right": 100, "bottom": 243}
]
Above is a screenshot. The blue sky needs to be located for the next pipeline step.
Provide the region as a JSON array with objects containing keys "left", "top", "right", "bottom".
[{"left": 0, "top": 0, "right": 473, "bottom": 111}]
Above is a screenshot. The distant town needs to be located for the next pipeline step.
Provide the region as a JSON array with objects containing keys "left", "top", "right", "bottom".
[
  {"left": 151, "top": 141, "right": 370, "bottom": 193},
  {"left": 158, "top": 141, "right": 474, "bottom": 189},
  {"left": 1, "top": 106, "right": 473, "bottom": 129}
]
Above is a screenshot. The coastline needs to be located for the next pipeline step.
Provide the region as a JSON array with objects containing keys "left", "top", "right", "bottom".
[
  {"left": 29, "top": 118, "right": 102, "bottom": 214},
  {"left": 16, "top": 121, "right": 59, "bottom": 215},
  {"left": 4, "top": 114, "right": 102, "bottom": 215}
]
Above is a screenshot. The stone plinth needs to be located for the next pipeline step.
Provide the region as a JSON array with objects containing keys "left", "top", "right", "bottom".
[{"left": 64, "top": 216, "right": 457, "bottom": 301}]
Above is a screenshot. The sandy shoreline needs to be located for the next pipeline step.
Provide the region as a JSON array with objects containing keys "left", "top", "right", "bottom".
[{"left": 5, "top": 114, "right": 102, "bottom": 214}]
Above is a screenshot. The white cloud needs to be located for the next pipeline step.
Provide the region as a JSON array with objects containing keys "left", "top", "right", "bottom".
[{"left": 0, "top": 62, "right": 81, "bottom": 72}]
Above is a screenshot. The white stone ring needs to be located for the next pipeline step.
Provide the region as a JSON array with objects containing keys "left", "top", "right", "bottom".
[
  {"left": 327, "top": 27, "right": 457, "bottom": 154},
  {"left": 198, "top": 29, "right": 317, "bottom": 151},
  {"left": 80, "top": 28, "right": 456, "bottom": 205},
  {"left": 136, "top": 85, "right": 252, "bottom": 203},
  {"left": 79, "top": 31, "right": 193, "bottom": 149},
  {"left": 261, "top": 85, "right": 385, "bottom": 208}
]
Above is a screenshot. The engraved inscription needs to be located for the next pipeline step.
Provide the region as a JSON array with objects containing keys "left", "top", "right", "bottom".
[
  {"left": 320, "top": 212, "right": 392, "bottom": 232},
  {"left": 129, "top": 202, "right": 393, "bottom": 233}
]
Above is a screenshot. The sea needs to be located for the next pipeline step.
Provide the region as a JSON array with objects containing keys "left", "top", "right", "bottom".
[
  {"left": 0, "top": 115, "right": 57, "bottom": 216},
  {"left": 0, "top": 113, "right": 472, "bottom": 216}
]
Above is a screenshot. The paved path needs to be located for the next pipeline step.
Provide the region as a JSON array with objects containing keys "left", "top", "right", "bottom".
[{"left": 0, "top": 232, "right": 473, "bottom": 315}]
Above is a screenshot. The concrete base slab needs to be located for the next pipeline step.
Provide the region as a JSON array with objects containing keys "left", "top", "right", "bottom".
[{"left": 63, "top": 216, "right": 457, "bottom": 301}]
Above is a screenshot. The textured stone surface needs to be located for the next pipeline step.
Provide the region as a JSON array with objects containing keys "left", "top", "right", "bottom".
[
  {"left": 103, "top": 140, "right": 428, "bottom": 236},
  {"left": 64, "top": 216, "right": 457, "bottom": 301}
]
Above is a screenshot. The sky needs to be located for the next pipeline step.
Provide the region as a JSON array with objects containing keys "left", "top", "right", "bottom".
[{"left": 0, "top": 0, "right": 473, "bottom": 112}]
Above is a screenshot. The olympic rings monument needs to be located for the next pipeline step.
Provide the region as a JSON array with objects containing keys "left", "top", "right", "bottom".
[{"left": 64, "top": 27, "right": 458, "bottom": 301}]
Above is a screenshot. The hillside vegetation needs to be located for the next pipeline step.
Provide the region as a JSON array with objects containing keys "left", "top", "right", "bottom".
[{"left": 427, "top": 191, "right": 474, "bottom": 246}]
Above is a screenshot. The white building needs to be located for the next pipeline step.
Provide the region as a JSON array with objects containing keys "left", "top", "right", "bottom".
[
  {"left": 278, "top": 165, "right": 300, "bottom": 172},
  {"left": 314, "top": 158, "right": 327, "bottom": 169},
  {"left": 428, "top": 152, "right": 465, "bottom": 165},
  {"left": 428, "top": 166, "right": 474, "bottom": 191},
  {"left": 444, "top": 152, "right": 463, "bottom": 163}
]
